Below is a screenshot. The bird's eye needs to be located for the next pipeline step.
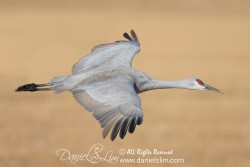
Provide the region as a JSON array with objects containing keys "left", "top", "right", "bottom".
[{"left": 196, "top": 79, "right": 204, "bottom": 85}]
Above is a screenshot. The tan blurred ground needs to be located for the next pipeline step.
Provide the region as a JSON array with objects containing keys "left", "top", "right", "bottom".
[{"left": 1, "top": 0, "right": 250, "bottom": 167}]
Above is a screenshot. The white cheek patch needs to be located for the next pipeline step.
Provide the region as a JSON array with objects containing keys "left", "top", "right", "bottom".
[{"left": 194, "top": 82, "right": 205, "bottom": 89}]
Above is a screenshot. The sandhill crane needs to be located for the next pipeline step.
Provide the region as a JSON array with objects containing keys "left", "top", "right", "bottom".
[{"left": 16, "top": 30, "right": 223, "bottom": 141}]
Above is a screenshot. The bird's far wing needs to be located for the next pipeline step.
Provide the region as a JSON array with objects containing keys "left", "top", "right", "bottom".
[
  {"left": 72, "top": 30, "right": 140, "bottom": 74},
  {"left": 71, "top": 76, "right": 143, "bottom": 140}
]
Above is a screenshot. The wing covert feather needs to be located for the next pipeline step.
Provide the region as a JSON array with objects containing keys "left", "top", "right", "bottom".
[
  {"left": 72, "top": 30, "right": 140, "bottom": 74},
  {"left": 71, "top": 77, "right": 143, "bottom": 140}
]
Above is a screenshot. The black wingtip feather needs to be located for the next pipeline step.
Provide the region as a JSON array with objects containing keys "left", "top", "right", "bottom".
[
  {"left": 123, "top": 30, "right": 139, "bottom": 43},
  {"left": 123, "top": 32, "right": 133, "bottom": 41},
  {"left": 119, "top": 118, "right": 130, "bottom": 139},
  {"left": 128, "top": 117, "right": 137, "bottom": 133},
  {"left": 136, "top": 116, "right": 143, "bottom": 125},
  {"left": 130, "top": 29, "right": 139, "bottom": 42},
  {"left": 111, "top": 119, "right": 123, "bottom": 141}
]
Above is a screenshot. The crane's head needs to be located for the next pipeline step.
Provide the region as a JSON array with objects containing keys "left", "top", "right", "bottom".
[{"left": 184, "top": 78, "right": 223, "bottom": 94}]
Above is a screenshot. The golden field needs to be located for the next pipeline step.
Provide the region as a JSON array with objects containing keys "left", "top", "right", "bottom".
[{"left": 0, "top": 1, "right": 250, "bottom": 166}]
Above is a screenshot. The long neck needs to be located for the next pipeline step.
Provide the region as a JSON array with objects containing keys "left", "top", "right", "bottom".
[{"left": 139, "top": 78, "right": 189, "bottom": 92}]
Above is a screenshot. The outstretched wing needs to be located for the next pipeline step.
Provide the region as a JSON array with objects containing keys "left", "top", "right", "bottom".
[
  {"left": 72, "top": 30, "right": 140, "bottom": 74},
  {"left": 71, "top": 76, "right": 143, "bottom": 140}
]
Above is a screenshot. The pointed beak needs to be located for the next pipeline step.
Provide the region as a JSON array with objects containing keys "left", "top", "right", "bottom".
[{"left": 203, "top": 84, "right": 224, "bottom": 94}]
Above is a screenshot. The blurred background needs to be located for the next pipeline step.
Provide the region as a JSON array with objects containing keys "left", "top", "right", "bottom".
[{"left": 0, "top": 0, "right": 250, "bottom": 166}]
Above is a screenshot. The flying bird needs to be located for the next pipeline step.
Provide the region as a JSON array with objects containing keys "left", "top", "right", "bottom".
[{"left": 16, "top": 30, "right": 223, "bottom": 141}]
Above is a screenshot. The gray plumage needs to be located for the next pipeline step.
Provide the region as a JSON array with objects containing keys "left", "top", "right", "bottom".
[{"left": 16, "top": 30, "right": 223, "bottom": 141}]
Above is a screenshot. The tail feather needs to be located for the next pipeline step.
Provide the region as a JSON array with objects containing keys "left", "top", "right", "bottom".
[
  {"left": 49, "top": 76, "right": 68, "bottom": 94},
  {"left": 49, "top": 76, "right": 67, "bottom": 83}
]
